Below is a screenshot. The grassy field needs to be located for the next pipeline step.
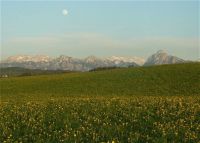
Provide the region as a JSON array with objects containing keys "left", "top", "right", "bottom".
[
  {"left": 0, "top": 63, "right": 200, "bottom": 142},
  {"left": 1, "top": 63, "right": 200, "bottom": 99}
]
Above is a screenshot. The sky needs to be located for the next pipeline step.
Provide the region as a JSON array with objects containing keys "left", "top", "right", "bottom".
[{"left": 1, "top": 0, "right": 199, "bottom": 60}]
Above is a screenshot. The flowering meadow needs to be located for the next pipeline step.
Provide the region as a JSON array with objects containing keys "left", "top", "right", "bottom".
[{"left": 1, "top": 96, "right": 199, "bottom": 142}]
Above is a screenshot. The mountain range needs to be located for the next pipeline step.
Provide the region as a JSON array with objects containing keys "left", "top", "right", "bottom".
[{"left": 0, "top": 50, "right": 190, "bottom": 71}]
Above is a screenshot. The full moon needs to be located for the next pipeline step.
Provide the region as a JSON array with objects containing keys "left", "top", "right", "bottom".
[{"left": 62, "top": 9, "right": 68, "bottom": 16}]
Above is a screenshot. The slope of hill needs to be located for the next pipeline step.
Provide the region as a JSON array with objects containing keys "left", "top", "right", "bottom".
[{"left": 1, "top": 63, "right": 199, "bottom": 99}]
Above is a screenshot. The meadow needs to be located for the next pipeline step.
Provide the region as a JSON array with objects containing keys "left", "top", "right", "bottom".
[{"left": 0, "top": 63, "right": 200, "bottom": 142}]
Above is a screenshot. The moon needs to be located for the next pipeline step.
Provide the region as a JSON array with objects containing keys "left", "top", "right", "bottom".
[{"left": 62, "top": 9, "right": 68, "bottom": 16}]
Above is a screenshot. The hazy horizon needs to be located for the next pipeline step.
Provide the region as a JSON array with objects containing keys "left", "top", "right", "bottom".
[
  {"left": 1, "top": 0, "right": 199, "bottom": 60},
  {"left": 0, "top": 49, "right": 195, "bottom": 62}
]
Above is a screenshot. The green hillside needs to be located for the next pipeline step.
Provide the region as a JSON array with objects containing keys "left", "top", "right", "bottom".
[
  {"left": 1, "top": 63, "right": 200, "bottom": 142},
  {"left": 1, "top": 63, "right": 199, "bottom": 100}
]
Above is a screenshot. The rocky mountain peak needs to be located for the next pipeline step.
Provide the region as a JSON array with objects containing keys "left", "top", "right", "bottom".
[
  {"left": 84, "top": 56, "right": 100, "bottom": 63},
  {"left": 144, "top": 50, "right": 185, "bottom": 66}
]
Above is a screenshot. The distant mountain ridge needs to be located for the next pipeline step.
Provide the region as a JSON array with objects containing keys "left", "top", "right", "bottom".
[
  {"left": 0, "top": 67, "right": 70, "bottom": 77},
  {"left": 0, "top": 50, "right": 189, "bottom": 71},
  {"left": 5, "top": 55, "right": 52, "bottom": 63},
  {"left": 1, "top": 55, "right": 142, "bottom": 71}
]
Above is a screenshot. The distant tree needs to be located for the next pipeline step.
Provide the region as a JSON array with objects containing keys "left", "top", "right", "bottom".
[
  {"left": 89, "top": 66, "right": 119, "bottom": 72},
  {"left": 20, "top": 72, "right": 32, "bottom": 76}
]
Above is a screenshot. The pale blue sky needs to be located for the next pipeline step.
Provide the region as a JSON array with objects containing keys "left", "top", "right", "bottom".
[{"left": 1, "top": 0, "right": 199, "bottom": 60}]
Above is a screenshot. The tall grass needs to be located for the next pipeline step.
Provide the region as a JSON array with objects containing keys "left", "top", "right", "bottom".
[{"left": 1, "top": 63, "right": 199, "bottom": 100}]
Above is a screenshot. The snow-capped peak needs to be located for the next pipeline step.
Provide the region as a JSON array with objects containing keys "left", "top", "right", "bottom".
[
  {"left": 144, "top": 50, "right": 185, "bottom": 66},
  {"left": 156, "top": 50, "right": 168, "bottom": 55},
  {"left": 5, "top": 55, "right": 51, "bottom": 63},
  {"left": 107, "top": 56, "right": 145, "bottom": 65},
  {"left": 84, "top": 56, "right": 101, "bottom": 63}
]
